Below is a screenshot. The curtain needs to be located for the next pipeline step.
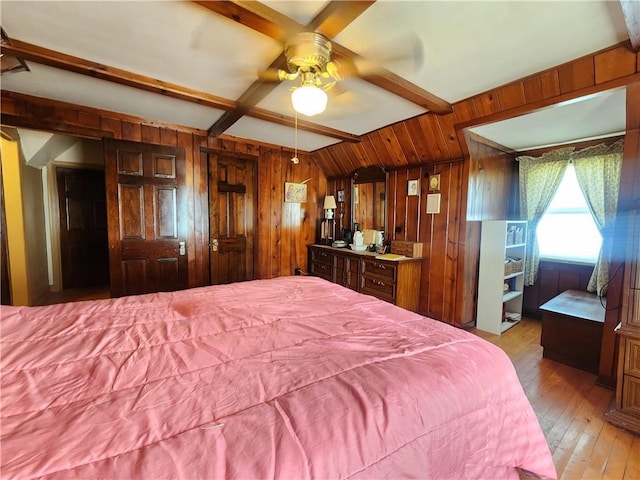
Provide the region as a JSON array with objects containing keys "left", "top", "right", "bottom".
[
  {"left": 517, "top": 148, "right": 572, "bottom": 286},
  {"left": 572, "top": 139, "right": 624, "bottom": 296}
]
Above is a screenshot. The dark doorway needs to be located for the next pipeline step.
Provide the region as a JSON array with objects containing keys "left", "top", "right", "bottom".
[{"left": 57, "top": 167, "right": 109, "bottom": 289}]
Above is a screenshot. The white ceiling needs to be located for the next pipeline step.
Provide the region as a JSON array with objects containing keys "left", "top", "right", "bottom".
[
  {"left": 468, "top": 87, "right": 627, "bottom": 151},
  {"left": 0, "top": 1, "right": 631, "bottom": 152}
]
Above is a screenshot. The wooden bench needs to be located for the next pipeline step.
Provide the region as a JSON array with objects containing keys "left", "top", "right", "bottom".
[{"left": 539, "top": 289, "right": 606, "bottom": 374}]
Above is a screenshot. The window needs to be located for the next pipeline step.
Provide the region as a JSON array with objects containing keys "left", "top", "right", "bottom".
[{"left": 536, "top": 163, "right": 602, "bottom": 263}]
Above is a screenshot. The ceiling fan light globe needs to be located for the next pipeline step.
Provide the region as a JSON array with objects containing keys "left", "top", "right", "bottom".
[{"left": 291, "top": 85, "right": 327, "bottom": 116}]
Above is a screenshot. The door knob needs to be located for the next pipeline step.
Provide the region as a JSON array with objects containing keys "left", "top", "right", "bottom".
[{"left": 211, "top": 239, "right": 219, "bottom": 252}]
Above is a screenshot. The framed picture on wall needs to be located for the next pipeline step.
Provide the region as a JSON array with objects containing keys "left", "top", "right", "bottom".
[
  {"left": 284, "top": 182, "right": 307, "bottom": 203},
  {"left": 407, "top": 179, "right": 419, "bottom": 196},
  {"left": 428, "top": 174, "right": 441, "bottom": 192},
  {"left": 337, "top": 189, "right": 345, "bottom": 203}
]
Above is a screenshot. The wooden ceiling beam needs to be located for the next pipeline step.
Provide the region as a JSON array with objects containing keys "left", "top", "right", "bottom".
[
  {"left": 331, "top": 45, "right": 452, "bottom": 114},
  {"left": 249, "top": 106, "right": 361, "bottom": 143},
  {"left": 203, "top": 0, "right": 452, "bottom": 138},
  {"left": 206, "top": 0, "right": 376, "bottom": 137},
  {"left": 304, "top": 1, "right": 376, "bottom": 38},
  {"left": 207, "top": 51, "right": 288, "bottom": 137},
  {"left": 2, "top": 38, "right": 358, "bottom": 142},
  {"left": 620, "top": 0, "right": 640, "bottom": 51},
  {"left": 1, "top": 38, "right": 237, "bottom": 110},
  {"left": 192, "top": 1, "right": 300, "bottom": 43}
]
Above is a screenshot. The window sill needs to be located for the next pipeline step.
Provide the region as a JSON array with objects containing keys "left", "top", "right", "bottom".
[{"left": 539, "top": 257, "right": 596, "bottom": 267}]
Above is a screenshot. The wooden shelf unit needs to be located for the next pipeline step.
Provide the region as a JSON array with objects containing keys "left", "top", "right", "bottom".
[{"left": 477, "top": 220, "right": 527, "bottom": 335}]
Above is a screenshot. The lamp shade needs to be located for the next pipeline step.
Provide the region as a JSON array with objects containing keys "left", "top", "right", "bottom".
[
  {"left": 291, "top": 84, "right": 328, "bottom": 116},
  {"left": 323, "top": 195, "right": 337, "bottom": 209}
]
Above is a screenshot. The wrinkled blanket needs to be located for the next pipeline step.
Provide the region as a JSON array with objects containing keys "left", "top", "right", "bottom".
[{"left": 1, "top": 276, "right": 555, "bottom": 479}]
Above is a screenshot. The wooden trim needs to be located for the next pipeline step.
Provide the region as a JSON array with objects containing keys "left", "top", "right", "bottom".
[
  {"left": 0, "top": 113, "right": 113, "bottom": 140},
  {"left": 455, "top": 73, "right": 640, "bottom": 133},
  {"left": 306, "top": 1, "right": 376, "bottom": 38},
  {"left": 463, "top": 130, "right": 515, "bottom": 155},
  {"left": 331, "top": 44, "right": 452, "bottom": 114},
  {"left": 3, "top": 39, "right": 358, "bottom": 142},
  {"left": 1, "top": 91, "right": 209, "bottom": 136},
  {"left": 1, "top": 38, "right": 237, "bottom": 111},
  {"left": 192, "top": 0, "right": 299, "bottom": 44},
  {"left": 202, "top": 0, "right": 450, "bottom": 137},
  {"left": 244, "top": 106, "right": 362, "bottom": 143},
  {"left": 516, "top": 134, "right": 625, "bottom": 158}
]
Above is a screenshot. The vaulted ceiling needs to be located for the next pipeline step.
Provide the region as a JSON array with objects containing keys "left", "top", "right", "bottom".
[{"left": 1, "top": 1, "right": 637, "bottom": 177}]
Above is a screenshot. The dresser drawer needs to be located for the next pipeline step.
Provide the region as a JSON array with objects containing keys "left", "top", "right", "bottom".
[
  {"left": 625, "top": 338, "right": 640, "bottom": 377},
  {"left": 310, "top": 261, "right": 333, "bottom": 281},
  {"left": 361, "top": 259, "right": 397, "bottom": 282},
  {"left": 622, "top": 375, "right": 640, "bottom": 415},
  {"left": 311, "top": 248, "right": 333, "bottom": 265},
  {"left": 361, "top": 275, "right": 396, "bottom": 303},
  {"left": 336, "top": 255, "right": 359, "bottom": 291}
]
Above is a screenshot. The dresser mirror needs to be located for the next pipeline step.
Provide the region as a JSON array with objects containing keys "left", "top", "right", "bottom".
[{"left": 352, "top": 166, "right": 386, "bottom": 231}]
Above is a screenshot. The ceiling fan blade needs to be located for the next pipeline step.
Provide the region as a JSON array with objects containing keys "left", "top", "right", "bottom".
[{"left": 357, "top": 33, "right": 424, "bottom": 75}]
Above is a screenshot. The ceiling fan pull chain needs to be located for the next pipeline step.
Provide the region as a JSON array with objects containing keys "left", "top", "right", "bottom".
[{"left": 291, "top": 111, "right": 300, "bottom": 164}]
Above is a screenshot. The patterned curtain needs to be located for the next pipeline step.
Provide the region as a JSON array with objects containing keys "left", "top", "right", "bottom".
[
  {"left": 572, "top": 139, "right": 624, "bottom": 296},
  {"left": 517, "top": 148, "right": 572, "bottom": 285}
]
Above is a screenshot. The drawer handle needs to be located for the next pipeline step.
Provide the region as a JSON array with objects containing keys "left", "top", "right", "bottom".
[
  {"left": 372, "top": 279, "right": 386, "bottom": 287},
  {"left": 373, "top": 262, "right": 387, "bottom": 270}
]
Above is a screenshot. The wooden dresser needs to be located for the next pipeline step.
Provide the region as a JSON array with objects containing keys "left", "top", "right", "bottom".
[
  {"left": 605, "top": 97, "right": 640, "bottom": 434},
  {"left": 307, "top": 245, "right": 422, "bottom": 312}
]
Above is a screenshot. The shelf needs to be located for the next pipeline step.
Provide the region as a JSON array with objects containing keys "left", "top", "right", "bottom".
[
  {"left": 501, "top": 319, "right": 521, "bottom": 333},
  {"left": 502, "top": 290, "right": 523, "bottom": 302},
  {"left": 477, "top": 220, "right": 527, "bottom": 335},
  {"left": 503, "top": 271, "right": 524, "bottom": 280}
]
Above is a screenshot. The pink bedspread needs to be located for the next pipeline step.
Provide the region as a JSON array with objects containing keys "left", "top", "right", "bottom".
[{"left": 1, "top": 276, "right": 555, "bottom": 479}]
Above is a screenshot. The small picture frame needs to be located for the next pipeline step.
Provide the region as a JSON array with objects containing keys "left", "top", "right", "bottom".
[
  {"left": 337, "top": 189, "right": 345, "bottom": 203},
  {"left": 407, "top": 179, "right": 419, "bottom": 196},
  {"left": 284, "top": 182, "right": 307, "bottom": 203},
  {"left": 428, "top": 174, "right": 441, "bottom": 192}
]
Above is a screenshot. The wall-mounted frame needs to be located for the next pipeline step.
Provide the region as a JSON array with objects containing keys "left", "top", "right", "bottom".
[
  {"left": 284, "top": 182, "right": 307, "bottom": 203},
  {"left": 407, "top": 179, "right": 419, "bottom": 196},
  {"left": 337, "top": 189, "right": 345, "bottom": 203},
  {"left": 428, "top": 174, "right": 441, "bottom": 192}
]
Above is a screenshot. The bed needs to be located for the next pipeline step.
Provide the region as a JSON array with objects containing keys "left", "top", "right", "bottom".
[{"left": 1, "top": 276, "right": 556, "bottom": 479}]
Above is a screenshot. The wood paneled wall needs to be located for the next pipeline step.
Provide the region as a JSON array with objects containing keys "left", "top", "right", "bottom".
[
  {"left": 314, "top": 42, "right": 639, "bottom": 178},
  {"left": 319, "top": 41, "right": 638, "bottom": 329},
  {"left": 458, "top": 137, "right": 518, "bottom": 327},
  {"left": 1, "top": 91, "right": 326, "bottom": 288}
]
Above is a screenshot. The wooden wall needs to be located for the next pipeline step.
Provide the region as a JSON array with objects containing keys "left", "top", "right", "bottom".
[
  {"left": 319, "top": 41, "right": 638, "bottom": 329},
  {"left": 459, "top": 137, "right": 518, "bottom": 327},
  {"left": 313, "top": 41, "right": 639, "bottom": 178},
  {"left": 1, "top": 91, "right": 326, "bottom": 289}
]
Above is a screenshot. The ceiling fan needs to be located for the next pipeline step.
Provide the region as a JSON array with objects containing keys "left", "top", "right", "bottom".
[
  {"left": 264, "top": 32, "right": 341, "bottom": 117},
  {"left": 265, "top": 30, "right": 426, "bottom": 118}
]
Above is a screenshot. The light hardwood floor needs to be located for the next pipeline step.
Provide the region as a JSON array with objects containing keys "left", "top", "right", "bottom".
[
  {"left": 36, "top": 286, "right": 110, "bottom": 306},
  {"left": 473, "top": 318, "right": 640, "bottom": 480}
]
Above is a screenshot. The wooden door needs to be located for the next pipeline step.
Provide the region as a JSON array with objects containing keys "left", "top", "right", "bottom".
[
  {"left": 207, "top": 151, "right": 257, "bottom": 284},
  {"left": 56, "top": 167, "right": 109, "bottom": 289},
  {"left": 104, "top": 139, "right": 188, "bottom": 297}
]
